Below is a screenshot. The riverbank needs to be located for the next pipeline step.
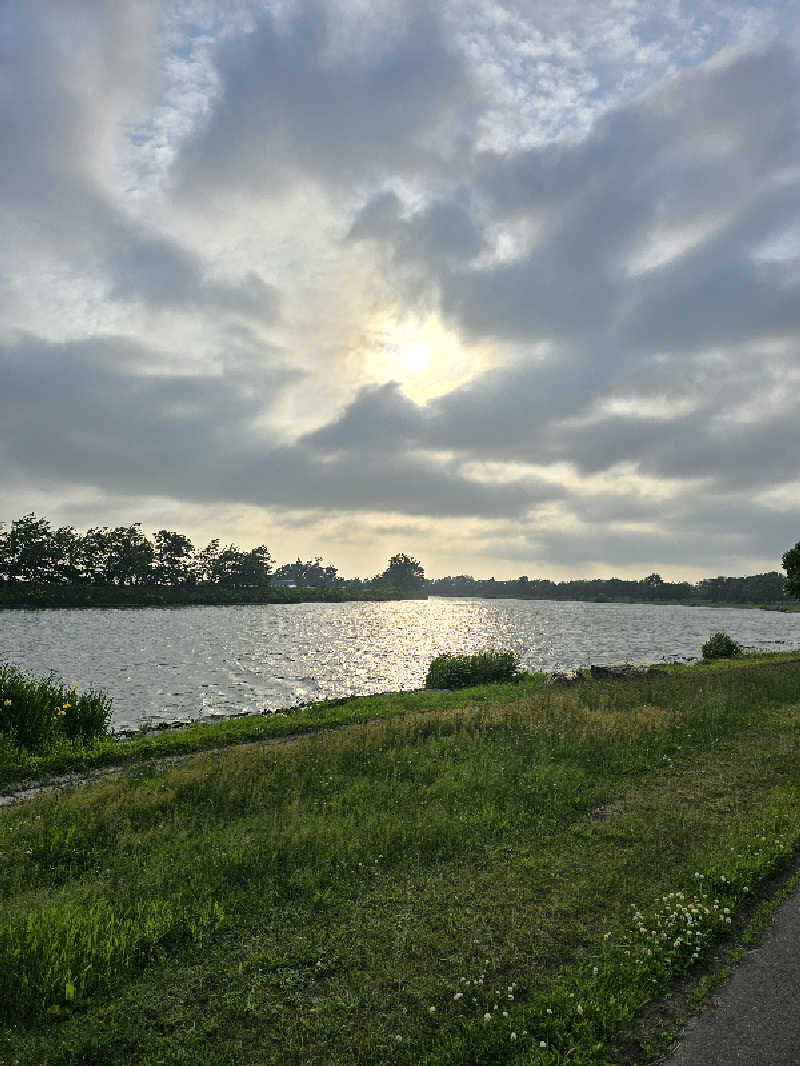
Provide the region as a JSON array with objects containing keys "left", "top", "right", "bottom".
[
  {"left": 0, "top": 581, "right": 794, "bottom": 611},
  {"left": 1, "top": 653, "right": 799, "bottom": 1065},
  {"left": 0, "top": 582, "right": 426, "bottom": 609}
]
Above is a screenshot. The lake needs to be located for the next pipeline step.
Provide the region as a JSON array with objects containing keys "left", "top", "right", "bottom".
[{"left": 2, "top": 598, "right": 799, "bottom": 733}]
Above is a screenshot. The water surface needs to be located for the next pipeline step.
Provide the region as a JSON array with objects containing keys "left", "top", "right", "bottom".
[{"left": 2, "top": 598, "right": 799, "bottom": 733}]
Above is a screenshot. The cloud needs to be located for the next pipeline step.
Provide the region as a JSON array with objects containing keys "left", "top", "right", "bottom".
[
  {"left": 2, "top": 4, "right": 800, "bottom": 578},
  {"left": 173, "top": 0, "right": 479, "bottom": 199},
  {"left": 0, "top": 335, "right": 554, "bottom": 520},
  {"left": 302, "top": 381, "right": 427, "bottom": 453}
]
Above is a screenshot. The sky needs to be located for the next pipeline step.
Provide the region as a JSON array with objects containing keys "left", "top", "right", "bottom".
[{"left": 1, "top": 1, "right": 799, "bottom": 582}]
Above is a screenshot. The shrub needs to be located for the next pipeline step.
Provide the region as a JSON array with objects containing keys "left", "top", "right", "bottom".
[
  {"left": 701, "top": 632, "right": 743, "bottom": 661},
  {"left": 0, "top": 664, "right": 112, "bottom": 754},
  {"left": 425, "top": 650, "right": 521, "bottom": 690}
]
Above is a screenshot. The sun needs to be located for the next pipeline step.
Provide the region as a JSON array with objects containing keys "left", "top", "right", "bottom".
[{"left": 402, "top": 341, "right": 433, "bottom": 374}]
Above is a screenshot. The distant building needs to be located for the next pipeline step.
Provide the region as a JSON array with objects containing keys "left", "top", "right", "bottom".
[{"left": 272, "top": 577, "right": 297, "bottom": 588}]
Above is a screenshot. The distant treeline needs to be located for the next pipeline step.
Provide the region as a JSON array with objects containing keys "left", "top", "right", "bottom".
[
  {"left": 0, "top": 514, "right": 426, "bottom": 606},
  {"left": 0, "top": 513, "right": 789, "bottom": 608},
  {"left": 425, "top": 571, "right": 788, "bottom": 605}
]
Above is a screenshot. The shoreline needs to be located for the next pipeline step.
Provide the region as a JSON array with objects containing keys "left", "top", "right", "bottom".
[
  {"left": 0, "top": 589, "right": 795, "bottom": 612},
  {"left": 3, "top": 650, "right": 799, "bottom": 795}
]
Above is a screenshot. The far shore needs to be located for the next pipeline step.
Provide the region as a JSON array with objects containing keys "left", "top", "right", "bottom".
[{"left": 0, "top": 580, "right": 795, "bottom": 611}]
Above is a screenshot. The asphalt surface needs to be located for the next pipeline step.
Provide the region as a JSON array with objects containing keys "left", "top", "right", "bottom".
[{"left": 658, "top": 885, "right": 800, "bottom": 1065}]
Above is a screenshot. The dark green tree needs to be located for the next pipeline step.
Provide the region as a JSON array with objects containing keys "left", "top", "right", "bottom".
[
  {"left": 109, "top": 525, "right": 155, "bottom": 585},
  {"left": 235, "top": 545, "right": 273, "bottom": 587},
  {"left": 783, "top": 541, "right": 800, "bottom": 599},
  {"left": 153, "top": 530, "right": 195, "bottom": 585},
  {"left": 4, "top": 513, "right": 55, "bottom": 581},
  {"left": 379, "top": 553, "right": 425, "bottom": 595},
  {"left": 212, "top": 545, "right": 245, "bottom": 587},
  {"left": 51, "top": 525, "right": 85, "bottom": 584},
  {"left": 196, "top": 539, "right": 221, "bottom": 584},
  {"left": 274, "top": 556, "right": 338, "bottom": 586},
  {"left": 82, "top": 526, "right": 114, "bottom": 584}
]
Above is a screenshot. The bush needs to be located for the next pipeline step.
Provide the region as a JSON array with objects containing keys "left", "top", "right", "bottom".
[
  {"left": 425, "top": 650, "right": 521, "bottom": 690},
  {"left": 701, "top": 632, "right": 743, "bottom": 661},
  {"left": 0, "top": 664, "right": 112, "bottom": 754}
]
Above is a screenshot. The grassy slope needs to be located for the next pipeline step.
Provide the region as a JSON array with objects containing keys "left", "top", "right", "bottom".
[{"left": 0, "top": 656, "right": 799, "bottom": 1065}]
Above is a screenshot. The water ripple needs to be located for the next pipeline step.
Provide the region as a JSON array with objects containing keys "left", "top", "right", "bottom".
[{"left": 2, "top": 599, "right": 799, "bottom": 733}]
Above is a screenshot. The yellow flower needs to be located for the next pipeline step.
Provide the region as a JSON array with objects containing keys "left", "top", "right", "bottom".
[
  {"left": 62, "top": 703, "right": 71, "bottom": 711},
  {"left": 2, "top": 699, "right": 11, "bottom": 707}
]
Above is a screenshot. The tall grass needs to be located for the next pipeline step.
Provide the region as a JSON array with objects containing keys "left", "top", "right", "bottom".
[{"left": 0, "top": 663, "right": 112, "bottom": 755}]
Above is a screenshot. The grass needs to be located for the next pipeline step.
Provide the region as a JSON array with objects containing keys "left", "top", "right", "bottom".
[
  {"left": 0, "top": 663, "right": 111, "bottom": 755},
  {"left": 0, "top": 654, "right": 798, "bottom": 1064}
]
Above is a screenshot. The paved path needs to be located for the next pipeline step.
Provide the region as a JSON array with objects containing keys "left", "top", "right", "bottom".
[{"left": 658, "top": 886, "right": 800, "bottom": 1065}]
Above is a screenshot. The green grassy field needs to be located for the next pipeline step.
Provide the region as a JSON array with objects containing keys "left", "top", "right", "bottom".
[{"left": 1, "top": 655, "right": 799, "bottom": 1065}]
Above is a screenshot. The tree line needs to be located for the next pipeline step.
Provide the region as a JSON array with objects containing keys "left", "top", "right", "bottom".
[
  {"left": 1, "top": 512, "right": 795, "bottom": 605},
  {"left": 425, "top": 570, "right": 789, "bottom": 605},
  {"left": 0, "top": 514, "right": 426, "bottom": 594}
]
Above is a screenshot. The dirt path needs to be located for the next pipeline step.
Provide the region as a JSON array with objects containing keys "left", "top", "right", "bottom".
[{"left": 0, "top": 727, "right": 341, "bottom": 808}]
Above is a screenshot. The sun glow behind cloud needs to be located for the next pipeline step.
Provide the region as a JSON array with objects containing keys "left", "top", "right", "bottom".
[{"left": 359, "top": 311, "right": 491, "bottom": 404}]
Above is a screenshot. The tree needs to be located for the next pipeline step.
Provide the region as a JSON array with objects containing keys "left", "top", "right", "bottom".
[
  {"left": 274, "top": 556, "right": 338, "bottom": 587},
  {"left": 235, "top": 545, "right": 273, "bottom": 587},
  {"left": 51, "top": 525, "right": 85, "bottom": 584},
  {"left": 108, "top": 525, "right": 154, "bottom": 585},
  {"left": 153, "top": 530, "right": 195, "bottom": 585},
  {"left": 212, "top": 545, "right": 245, "bottom": 587},
  {"left": 379, "top": 553, "right": 425, "bottom": 595},
  {"left": 82, "top": 526, "right": 114, "bottom": 584},
  {"left": 4, "top": 513, "right": 55, "bottom": 581},
  {"left": 196, "top": 539, "right": 221, "bottom": 584},
  {"left": 783, "top": 541, "right": 800, "bottom": 599}
]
